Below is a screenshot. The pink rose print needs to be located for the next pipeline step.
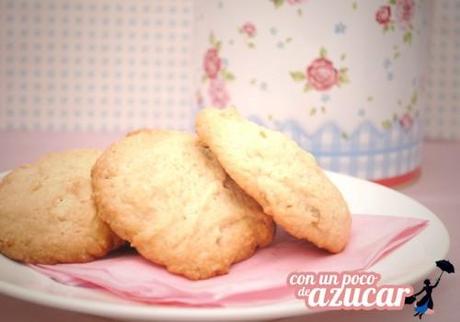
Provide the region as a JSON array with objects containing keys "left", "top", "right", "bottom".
[
  {"left": 238, "top": 22, "right": 257, "bottom": 48},
  {"left": 375, "top": 5, "right": 391, "bottom": 27},
  {"left": 375, "top": 0, "right": 415, "bottom": 44},
  {"left": 201, "top": 33, "right": 234, "bottom": 108},
  {"left": 306, "top": 58, "right": 339, "bottom": 91},
  {"left": 399, "top": 113, "right": 413, "bottom": 130},
  {"left": 290, "top": 47, "right": 349, "bottom": 92},
  {"left": 396, "top": 0, "right": 415, "bottom": 29},
  {"left": 241, "top": 22, "right": 256, "bottom": 38},
  {"left": 203, "top": 48, "right": 221, "bottom": 79},
  {"left": 208, "top": 79, "right": 229, "bottom": 108}
]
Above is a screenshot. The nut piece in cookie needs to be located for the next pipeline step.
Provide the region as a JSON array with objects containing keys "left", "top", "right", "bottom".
[
  {"left": 0, "top": 149, "right": 123, "bottom": 264},
  {"left": 196, "top": 108, "right": 351, "bottom": 253},
  {"left": 91, "top": 130, "right": 275, "bottom": 280}
]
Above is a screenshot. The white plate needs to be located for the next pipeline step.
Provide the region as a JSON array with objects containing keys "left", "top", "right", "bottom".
[{"left": 0, "top": 171, "right": 450, "bottom": 321}]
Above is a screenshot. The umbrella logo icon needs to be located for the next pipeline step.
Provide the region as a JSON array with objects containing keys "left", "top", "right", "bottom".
[{"left": 405, "top": 259, "right": 455, "bottom": 319}]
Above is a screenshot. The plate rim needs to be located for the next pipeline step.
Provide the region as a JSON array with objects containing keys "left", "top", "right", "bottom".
[{"left": 0, "top": 170, "right": 450, "bottom": 321}]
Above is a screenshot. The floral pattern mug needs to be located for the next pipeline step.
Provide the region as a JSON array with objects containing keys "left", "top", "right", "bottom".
[{"left": 194, "top": 0, "right": 428, "bottom": 184}]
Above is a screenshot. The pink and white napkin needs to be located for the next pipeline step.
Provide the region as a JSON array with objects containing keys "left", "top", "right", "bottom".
[{"left": 32, "top": 214, "right": 428, "bottom": 306}]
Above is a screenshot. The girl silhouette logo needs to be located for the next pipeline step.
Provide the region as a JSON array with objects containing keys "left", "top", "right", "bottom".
[
  {"left": 405, "top": 260, "right": 455, "bottom": 319},
  {"left": 412, "top": 277, "right": 440, "bottom": 318}
]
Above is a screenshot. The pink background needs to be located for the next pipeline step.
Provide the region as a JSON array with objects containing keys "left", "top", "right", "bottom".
[{"left": 0, "top": 0, "right": 459, "bottom": 320}]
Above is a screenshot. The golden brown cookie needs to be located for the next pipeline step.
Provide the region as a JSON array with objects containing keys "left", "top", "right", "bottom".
[
  {"left": 91, "top": 130, "right": 274, "bottom": 280},
  {"left": 196, "top": 108, "right": 351, "bottom": 253},
  {"left": 0, "top": 149, "right": 123, "bottom": 264}
]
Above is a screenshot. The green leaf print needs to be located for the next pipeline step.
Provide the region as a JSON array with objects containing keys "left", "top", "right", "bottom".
[
  {"left": 382, "top": 120, "right": 392, "bottom": 129},
  {"left": 272, "top": 0, "right": 284, "bottom": 8},
  {"left": 338, "top": 68, "right": 350, "bottom": 85},
  {"left": 319, "top": 47, "right": 327, "bottom": 58},
  {"left": 411, "top": 92, "right": 417, "bottom": 105},
  {"left": 221, "top": 70, "right": 235, "bottom": 81},
  {"left": 209, "top": 33, "right": 222, "bottom": 50},
  {"left": 226, "top": 72, "right": 235, "bottom": 81},
  {"left": 403, "top": 31, "right": 412, "bottom": 44},
  {"left": 303, "top": 83, "right": 312, "bottom": 92},
  {"left": 290, "top": 71, "right": 306, "bottom": 82},
  {"left": 209, "top": 33, "right": 216, "bottom": 46}
]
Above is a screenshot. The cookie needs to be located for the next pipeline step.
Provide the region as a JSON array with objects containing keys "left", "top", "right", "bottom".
[
  {"left": 196, "top": 108, "right": 351, "bottom": 253},
  {"left": 91, "top": 130, "right": 274, "bottom": 280},
  {"left": 0, "top": 149, "right": 123, "bottom": 264}
]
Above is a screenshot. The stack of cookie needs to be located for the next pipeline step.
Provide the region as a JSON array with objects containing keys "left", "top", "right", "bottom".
[{"left": 0, "top": 108, "right": 351, "bottom": 280}]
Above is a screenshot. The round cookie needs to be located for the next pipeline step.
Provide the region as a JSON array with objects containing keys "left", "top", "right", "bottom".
[
  {"left": 0, "top": 149, "right": 123, "bottom": 264},
  {"left": 91, "top": 130, "right": 274, "bottom": 280},
  {"left": 196, "top": 108, "right": 351, "bottom": 253}
]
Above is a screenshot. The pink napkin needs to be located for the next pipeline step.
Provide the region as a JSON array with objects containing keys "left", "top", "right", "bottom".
[{"left": 32, "top": 215, "right": 427, "bottom": 306}]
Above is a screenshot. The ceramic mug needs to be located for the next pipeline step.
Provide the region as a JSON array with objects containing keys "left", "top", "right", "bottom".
[{"left": 194, "top": 0, "right": 428, "bottom": 184}]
